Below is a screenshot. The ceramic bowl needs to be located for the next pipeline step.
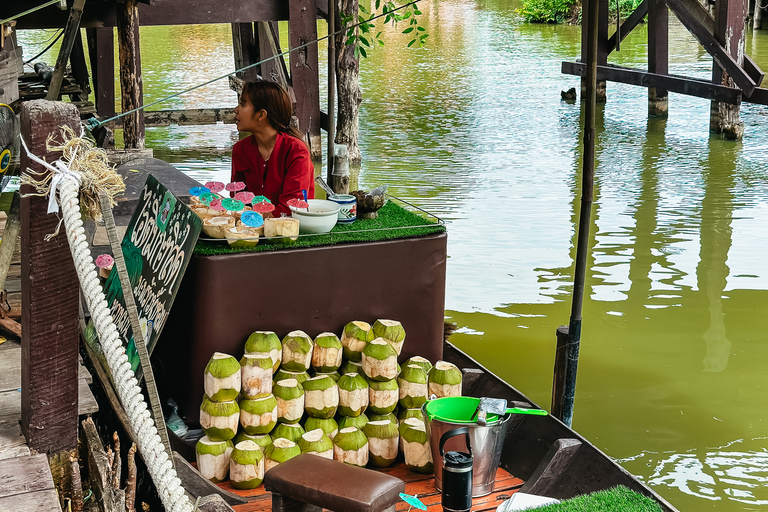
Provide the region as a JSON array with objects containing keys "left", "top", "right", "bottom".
[
  {"left": 289, "top": 199, "right": 341, "bottom": 234},
  {"left": 352, "top": 190, "right": 386, "bottom": 219}
]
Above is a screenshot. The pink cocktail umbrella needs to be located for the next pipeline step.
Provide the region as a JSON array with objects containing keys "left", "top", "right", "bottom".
[
  {"left": 235, "top": 191, "right": 255, "bottom": 204},
  {"left": 225, "top": 181, "right": 246, "bottom": 193},
  {"left": 252, "top": 201, "right": 275, "bottom": 215},
  {"left": 205, "top": 181, "right": 226, "bottom": 193},
  {"left": 209, "top": 199, "right": 225, "bottom": 211},
  {"left": 95, "top": 254, "right": 114, "bottom": 269},
  {"left": 287, "top": 198, "right": 309, "bottom": 210}
]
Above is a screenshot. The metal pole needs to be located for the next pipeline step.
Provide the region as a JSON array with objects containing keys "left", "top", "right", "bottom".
[
  {"left": 562, "top": 0, "right": 598, "bottom": 428},
  {"left": 327, "top": 0, "right": 336, "bottom": 190}
]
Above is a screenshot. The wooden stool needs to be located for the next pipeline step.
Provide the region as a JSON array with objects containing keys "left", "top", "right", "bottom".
[{"left": 264, "top": 454, "right": 405, "bottom": 512}]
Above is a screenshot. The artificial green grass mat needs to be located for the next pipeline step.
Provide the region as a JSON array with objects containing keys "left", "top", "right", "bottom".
[
  {"left": 534, "top": 486, "right": 663, "bottom": 512},
  {"left": 193, "top": 200, "right": 445, "bottom": 255}
]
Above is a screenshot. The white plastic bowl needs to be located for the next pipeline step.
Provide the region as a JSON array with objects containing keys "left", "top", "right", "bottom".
[{"left": 289, "top": 199, "right": 341, "bottom": 234}]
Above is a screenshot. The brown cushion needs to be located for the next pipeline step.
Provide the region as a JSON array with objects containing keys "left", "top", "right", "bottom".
[{"left": 264, "top": 454, "right": 405, "bottom": 512}]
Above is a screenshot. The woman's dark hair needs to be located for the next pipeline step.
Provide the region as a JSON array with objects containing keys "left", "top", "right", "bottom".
[{"left": 241, "top": 81, "right": 307, "bottom": 148}]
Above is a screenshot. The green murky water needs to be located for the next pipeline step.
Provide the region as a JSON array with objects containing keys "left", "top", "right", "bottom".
[{"left": 18, "top": 1, "right": 768, "bottom": 509}]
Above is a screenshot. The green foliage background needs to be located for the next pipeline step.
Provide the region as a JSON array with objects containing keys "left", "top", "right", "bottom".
[{"left": 518, "top": 0, "right": 644, "bottom": 24}]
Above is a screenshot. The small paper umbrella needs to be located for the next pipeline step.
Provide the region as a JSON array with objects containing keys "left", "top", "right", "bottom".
[
  {"left": 209, "top": 199, "right": 225, "bottom": 211},
  {"left": 199, "top": 192, "right": 218, "bottom": 205},
  {"left": 205, "top": 181, "right": 226, "bottom": 193},
  {"left": 225, "top": 181, "right": 246, "bottom": 192},
  {"left": 251, "top": 195, "right": 271, "bottom": 205},
  {"left": 399, "top": 493, "right": 426, "bottom": 511},
  {"left": 240, "top": 211, "right": 265, "bottom": 228},
  {"left": 235, "top": 191, "right": 255, "bottom": 204},
  {"left": 95, "top": 254, "right": 114, "bottom": 269},
  {"left": 189, "top": 186, "right": 210, "bottom": 196},
  {"left": 252, "top": 201, "right": 275, "bottom": 214},
  {"left": 221, "top": 198, "right": 245, "bottom": 212},
  {"left": 287, "top": 198, "right": 309, "bottom": 209}
]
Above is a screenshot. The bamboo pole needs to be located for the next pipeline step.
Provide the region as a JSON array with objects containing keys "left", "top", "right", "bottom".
[
  {"left": 561, "top": 0, "right": 599, "bottom": 428},
  {"left": 327, "top": 0, "right": 336, "bottom": 188}
]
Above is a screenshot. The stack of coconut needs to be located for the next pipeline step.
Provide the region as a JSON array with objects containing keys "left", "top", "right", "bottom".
[{"left": 196, "top": 319, "right": 463, "bottom": 488}]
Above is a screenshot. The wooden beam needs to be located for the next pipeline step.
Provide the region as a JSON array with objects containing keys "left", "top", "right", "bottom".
[
  {"left": 231, "top": 23, "right": 260, "bottom": 82},
  {"left": 606, "top": 0, "right": 648, "bottom": 55},
  {"left": 86, "top": 27, "right": 115, "bottom": 119},
  {"left": 137, "top": 108, "right": 235, "bottom": 127},
  {"left": 45, "top": 0, "right": 87, "bottom": 100},
  {"left": 744, "top": 55, "right": 764, "bottom": 88},
  {"left": 562, "top": 61, "right": 742, "bottom": 103},
  {"left": 69, "top": 29, "right": 90, "bottom": 100},
  {"left": 116, "top": 0, "right": 144, "bottom": 149},
  {"left": 256, "top": 21, "right": 291, "bottom": 93}
]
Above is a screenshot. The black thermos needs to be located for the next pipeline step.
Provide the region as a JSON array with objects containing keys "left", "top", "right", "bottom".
[{"left": 439, "top": 427, "right": 474, "bottom": 512}]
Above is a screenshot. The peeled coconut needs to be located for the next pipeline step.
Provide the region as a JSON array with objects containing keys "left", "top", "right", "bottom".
[
  {"left": 340, "top": 321, "right": 374, "bottom": 362},
  {"left": 340, "top": 360, "right": 363, "bottom": 375},
  {"left": 230, "top": 440, "right": 265, "bottom": 490},
  {"left": 363, "top": 420, "right": 399, "bottom": 467},
  {"left": 337, "top": 372, "right": 369, "bottom": 417},
  {"left": 302, "top": 375, "right": 339, "bottom": 419},
  {"left": 372, "top": 319, "right": 406, "bottom": 356},
  {"left": 244, "top": 331, "right": 282, "bottom": 372},
  {"left": 428, "top": 361, "right": 463, "bottom": 398},
  {"left": 297, "top": 428, "right": 334, "bottom": 459},
  {"left": 401, "top": 418, "right": 433, "bottom": 474},
  {"left": 398, "top": 364, "right": 428, "bottom": 409},
  {"left": 312, "top": 332, "right": 343, "bottom": 372},
  {"left": 240, "top": 355, "right": 274, "bottom": 398},
  {"left": 233, "top": 432, "right": 272, "bottom": 452},
  {"left": 203, "top": 215, "right": 236, "bottom": 239},
  {"left": 362, "top": 338, "right": 399, "bottom": 382},
  {"left": 239, "top": 394, "right": 278, "bottom": 435},
  {"left": 333, "top": 426, "right": 369, "bottom": 467},
  {"left": 264, "top": 217, "right": 299, "bottom": 243},
  {"left": 398, "top": 408, "right": 424, "bottom": 425},
  {"left": 195, "top": 436, "right": 233, "bottom": 483},
  {"left": 225, "top": 226, "right": 260, "bottom": 248},
  {"left": 274, "top": 368, "right": 310, "bottom": 386},
  {"left": 404, "top": 356, "right": 432, "bottom": 375},
  {"left": 304, "top": 416, "right": 339, "bottom": 440},
  {"left": 273, "top": 378, "right": 305, "bottom": 423},
  {"left": 265, "top": 437, "right": 301, "bottom": 471},
  {"left": 204, "top": 352, "right": 241, "bottom": 402},
  {"left": 200, "top": 396, "right": 239, "bottom": 441},
  {"left": 271, "top": 422, "right": 305, "bottom": 443},
  {"left": 314, "top": 371, "right": 341, "bottom": 382},
  {"left": 368, "top": 412, "right": 397, "bottom": 426},
  {"left": 281, "top": 330, "right": 314, "bottom": 372},
  {"left": 337, "top": 413, "right": 369, "bottom": 432},
  {"left": 367, "top": 378, "right": 399, "bottom": 415}
]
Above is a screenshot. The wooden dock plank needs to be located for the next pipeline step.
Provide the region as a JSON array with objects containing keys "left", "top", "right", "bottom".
[
  {"left": 0, "top": 488, "right": 61, "bottom": 512},
  {"left": 0, "top": 453, "right": 55, "bottom": 499}
]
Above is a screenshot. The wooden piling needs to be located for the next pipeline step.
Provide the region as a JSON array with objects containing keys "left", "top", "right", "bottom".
[
  {"left": 581, "top": 0, "right": 608, "bottom": 102},
  {"left": 331, "top": 144, "right": 349, "bottom": 194},
  {"left": 551, "top": 325, "right": 569, "bottom": 421},
  {"left": 116, "top": 0, "right": 145, "bottom": 149},
  {"left": 45, "top": 0, "right": 86, "bottom": 101},
  {"left": 647, "top": 0, "right": 669, "bottom": 116},
  {"left": 710, "top": 0, "right": 746, "bottom": 139},
  {"left": 19, "top": 99, "right": 81, "bottom": 493},
  {"left": 86, "top": 27, "right": 116, "bottom": 119},
  {"left": 232, "top": 23, "right": 260, "bottom": 82}
]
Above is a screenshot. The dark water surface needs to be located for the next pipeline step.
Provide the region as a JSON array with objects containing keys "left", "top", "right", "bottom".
[{"left": 18, "top": 1, "right": 768, "bottom": 509}]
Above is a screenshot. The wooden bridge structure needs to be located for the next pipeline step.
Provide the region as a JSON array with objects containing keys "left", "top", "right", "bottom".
[{"left": 562, "top": 0, "right": 768, "bottom": 139}]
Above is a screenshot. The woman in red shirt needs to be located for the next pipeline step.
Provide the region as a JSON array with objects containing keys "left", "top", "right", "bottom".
[{"left": 231, "top": 81, "right": 315, "bottom": 217}]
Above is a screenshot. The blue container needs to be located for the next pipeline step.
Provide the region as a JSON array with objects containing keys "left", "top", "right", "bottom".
[{"left": 328, "top": 194, "right": 357, "bottom": 223}]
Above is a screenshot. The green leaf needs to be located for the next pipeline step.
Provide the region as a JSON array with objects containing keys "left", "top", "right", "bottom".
[
  {"left": 354, "top": 46, "right": 360, "bottom": 59},
  {"left": 359, "top": 46, "right": 367, "bottom": 58},
  {"left": 360, "top": 36, "right": 370, "bottom": 47},
  {"left": 378, "top": 39, "right": 385, "bottom": 46},
  {"left": 414, "top": 9, "right": 422, "bottom": 15},
  {"left": 402, "top": 27, "right": 414, "bottom": 33},
  {"left": 407, "top": 39, "right": 416, "bottom": 47},
  {"left": 417, "top": 26, "right": 426, "bottom": 31},
  {"left": 359, "top": 4, "right": 369, "bottom": 13}
]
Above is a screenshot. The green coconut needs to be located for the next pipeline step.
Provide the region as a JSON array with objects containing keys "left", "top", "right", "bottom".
[
  {"left": 337, "top": 412, "right": 369, "bottom": 432},
  {"left": 233, "top": 432, "right": 272, "bottom": 452},
  {"left": 397, "top": 364, "right": 428, "bottom": 409},
  {"left": 240, "top": 355, "right": 274, "bottom": 398},
  {"left": 244, "top": 331, "right": 282, "bottom": 372},
  {"left": 337, "top": 372, "right": 369, "bottom": 417},
  {"left": 363, "top": 420, "right": 400, "bottom": 467},
  {"left": 271, "top": 421, "right": 305, "bottom": 443},
  {"left": 239, "top": 394, "right": 278, "bottom": 435},
  {"left": 274, "top": 368, "right": 310, "bottom": 385},
  {"left": 401, "top": 418, "right": 433, "bottom": 474},
  {"left": 428, "top": 361, "right": 463, "bottom": 398},
  {"left": 340, "top": 321, "right": 374, "bottom": 362},
  {"left": 314, "top": 370, "right": 341, "bottom": 382},
  {"left": 273, "top": 378, "right": 305, "bottom": 424},
  {"left": 368, "top": 412, "right": 398, "bottom": 426},
  {"left": 361, "top": 338, "right": 399, "bottom": 382},
  {"left": 398, "top": 408, "right": 425, "bottom": 425},
  {"left": 311, "top": 332, "right": 343, "bottom": 372},
  {"left": 372, "top": 319, "right": 406, "bottom": 356},
  {"left": 340, "top": 360, "right": 364, "bottom": 376},
  {"left": 204, "top": 352, "right": 241, "bottom": 402},
  {"left": 404, "top": 356, "right": 433, "bottom": 375},
  {"left": 195, "top": 436, "right": 234, "bottom": 483},
  {"left": 200, "top": 396, "right": 240, "bottom": 441},
  {"left": 229, "top": 440, "right": 265, "bottom": 489},
  {"left": 367, "top": 378, "right": 399, "bottom": 415},
  {"left": 333, "top": 426, "right": 369, "bottom": 467},
  {"left": 265, "top": 437, "right": 301, "bottom": 471},
  {"left": 297, "top": 428, "right": 334, "bottom": 459},
  {"left": 302, "top": 375, "right": 339, "bottom": 419},
  {"left": 304, "top": 416, "right": 339, "bottom": 440},
  {"left": 281, "top": 330, "right": 314, "bottom": 372}
]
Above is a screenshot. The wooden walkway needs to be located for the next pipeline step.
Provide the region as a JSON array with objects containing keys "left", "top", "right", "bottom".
[{"left": 216, "top": 463, "right": 524, "bottom": 512}]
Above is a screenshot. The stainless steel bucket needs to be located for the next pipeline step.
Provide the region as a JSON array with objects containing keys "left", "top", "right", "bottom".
[{"left": 421, "top": 399, "right": 512, "bottom": 497}]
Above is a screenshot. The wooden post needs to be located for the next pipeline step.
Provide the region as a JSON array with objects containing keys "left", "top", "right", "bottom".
[
  {"left": 550, "top": 325, "right": 568, "bottom": 421},
  {"left": 232, "top": 23, "right": 260, "bottom": 82},
  {"left": 331, "top": 144, "right": 349, "bottom": 194},
  {"left": 581, "top": 0, "right": 608, "bottom": 102},
  {"left": 754, "top": 0, "right": 763, "bottom": 29},
  {"left": 86, "top": 27, "right": 116, "bottom": 119},
  {"left": 647, "top": 0, "right": 669, "bottom": 116},
  {"left": 116, "top": 0, "right": 145, "bottom": 149},
  {"left": 710, "top": 0, "right": 746, "bottom": 139},
  {"left": 288, "top": 0, "right": 322, "bottom": 161},
  {"left": 20, "top": 100, "right": 81, "bottom": 493},
  {"left": 256, "top": 22, "right": 291, "bottom": 90},
  {"left": 69, "top": 29, "right": 90, "bottom": 100},
  {"left": 45, "top": 0, "right": 86, "bottom": 101}
]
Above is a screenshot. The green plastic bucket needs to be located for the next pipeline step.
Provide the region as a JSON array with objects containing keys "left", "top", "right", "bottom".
[{"left": 423, "top": 396, "right": 501, "bottom": 425}]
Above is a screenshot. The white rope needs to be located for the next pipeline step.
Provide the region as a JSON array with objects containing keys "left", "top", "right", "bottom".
[{"left": 57, "top": 177, "right": 194, "bottom": 512}]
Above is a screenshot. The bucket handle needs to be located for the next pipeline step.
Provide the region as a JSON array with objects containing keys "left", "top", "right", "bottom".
[{"left": 439, "top": 427, "right": 473, "bottom": 458}]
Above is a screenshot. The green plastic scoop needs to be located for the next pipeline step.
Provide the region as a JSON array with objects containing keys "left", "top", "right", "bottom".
[{"left": 424, "top": 396, "right": 547, "bottom": 425}]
